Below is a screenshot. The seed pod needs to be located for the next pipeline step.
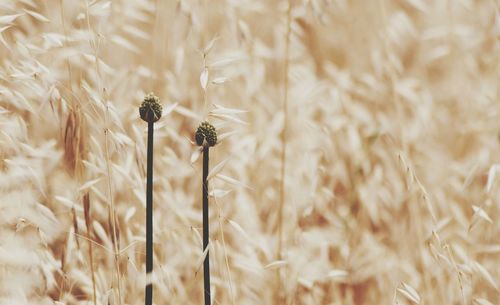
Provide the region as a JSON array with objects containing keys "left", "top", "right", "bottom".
[
  {"left": 195, "top": 129, "right": 205, "bottom": 146},
  {"left": 139, "top": 93, "right": 162, "bottom": 123},
  {"left": 205, "top": 127, "right": 217, "bottom": 146},
  {"left": 195, "top": 121, "right": 217, "bottom": 147}
]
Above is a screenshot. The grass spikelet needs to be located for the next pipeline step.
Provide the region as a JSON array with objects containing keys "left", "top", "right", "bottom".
[
  {"left": 71, "top": 205, "right": 80, "bottom": 250},
  {"left": 63, "top": 107, "right": 86, "bottom": 179}
]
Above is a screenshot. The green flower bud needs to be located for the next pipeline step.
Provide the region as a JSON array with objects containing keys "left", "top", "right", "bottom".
[{"left": 139, "top": 93, "right": 162, "bottom": 123}]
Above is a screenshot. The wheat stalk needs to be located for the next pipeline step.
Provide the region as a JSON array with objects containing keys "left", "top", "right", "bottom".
[
  {"left": 83, "top": 192, "right": 97, "bottom": 305},
  {"left": 277, "top": 0, "right": 293, "bottom": 303}
]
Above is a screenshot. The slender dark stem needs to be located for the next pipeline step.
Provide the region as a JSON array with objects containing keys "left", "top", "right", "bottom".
[
  {"left": 202, "top": 145, "right": 211, "bottom": 305},
  {"left": 145, "top": 121, "right": 154, "bottom": 305}
]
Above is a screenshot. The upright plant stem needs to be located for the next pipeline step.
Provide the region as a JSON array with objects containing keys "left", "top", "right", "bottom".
[
  {"left": 202, "top": 145, "right": 211, "bottom": 305},
  {"left": 145, "top": 121, "right": 154, "bottom": 305},
  {"left": 140, "top": 93, "right": 161, "bottom": 305},
  {"left": 195, "top": 121, "right": 216, "bottom": 305},
  {"left": 83, "top": 193, "right": 97, "bottom": 305},
  {"left": 104, "top": 127, "right": 123, "bottom": 305},
  {"left": 277, "top": 0, "right": 292, "bottom": 303}
]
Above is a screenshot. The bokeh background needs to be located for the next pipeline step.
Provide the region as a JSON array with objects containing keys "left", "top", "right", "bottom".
[{"left": 0, "top": 0, "right": 499, "bottom": 304}]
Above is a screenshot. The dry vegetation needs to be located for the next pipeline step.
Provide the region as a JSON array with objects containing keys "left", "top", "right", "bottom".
[{"left": 0, "top": 0, "right": 499, "bottom": 304}]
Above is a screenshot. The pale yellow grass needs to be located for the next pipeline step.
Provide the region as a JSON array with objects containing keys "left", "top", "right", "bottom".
[{"left": 0, "top": 0, "right": 499, "bottom": 305}]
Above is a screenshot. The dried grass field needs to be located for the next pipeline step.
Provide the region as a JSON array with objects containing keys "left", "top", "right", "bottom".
[{"left": 1, "top": 0, "right": 499, "bottom": 304}]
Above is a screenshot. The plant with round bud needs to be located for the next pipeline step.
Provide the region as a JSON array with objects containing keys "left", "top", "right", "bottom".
[
  {"left": 139, "top": 92, "right": 162, "bottom": 305},
  {"left": 195, "top": 121, "right": 217, "bottom": 147},
  {"left": 139, "top": 93, "right": 162, "bottom": 123},
  {"left": 194, "top": 120, "right": 218, "bottom": 305}
]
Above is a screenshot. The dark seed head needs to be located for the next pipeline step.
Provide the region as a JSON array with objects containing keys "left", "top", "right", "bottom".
[
  {"left": 195, "top": 130, "right": 205, "bottom": 146},
  {"left": 139, "top": 93, "right": 162, "bottom": 123},
  {"left": 195, "top": 121, "right": 217, "bottom": 147}
]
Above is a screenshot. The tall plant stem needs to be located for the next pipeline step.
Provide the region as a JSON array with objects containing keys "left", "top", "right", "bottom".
[
  {"left": 145, "top": 121, "right": 154, "bottom": 305},
  {"left": 202, "top": 145, "right": 211, "bottom": 305},
  {"left": 104, "top": 127, "right": 123, "bottom": 305},
  {"left": 83, "top": 193, "right": 97, "bottom": 305},
  {"left": 277, "top": 0, "right": 292, "bottom": 303},
  {"left": 139, "top": 93, "right": 161, "bottom": 305}
]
